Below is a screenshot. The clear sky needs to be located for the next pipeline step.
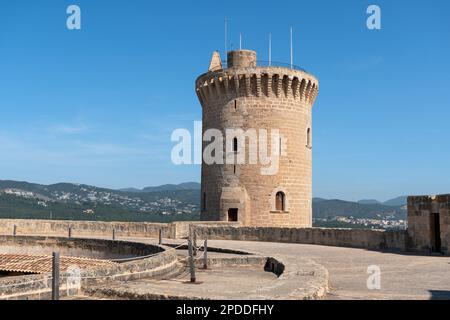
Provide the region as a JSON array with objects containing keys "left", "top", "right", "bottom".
[{"left": 0, "top": 0, "right": 449, "bottom": 201}]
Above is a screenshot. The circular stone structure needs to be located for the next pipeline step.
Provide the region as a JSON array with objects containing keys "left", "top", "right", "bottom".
[
  {"left": 196, "top": 50, "right": 319, "bottom": 228},
  {"left": 0, "top": 236, "right": 178, "bottom": 300},
  {"left": 0, "top": 235, "right": 164, "bottom": 261}
]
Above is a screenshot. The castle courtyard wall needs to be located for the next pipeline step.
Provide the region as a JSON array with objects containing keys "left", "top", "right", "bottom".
[{"left": 192, "top": 225, "right": 407, "bottom": 252}]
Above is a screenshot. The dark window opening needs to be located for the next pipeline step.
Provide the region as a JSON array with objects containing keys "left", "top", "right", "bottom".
[
  {"left": 233, "top": 137, "right": 238, "bottom": 153},
  {"left": 233, "top": 165, "right": 236, "bottom": 174},
  {"left": 306, "top": 128, "right": 311, "bottom": 148},
  {"left": 430, "top": 212, "right": 442, "bottom": 253},
  {"left": 228, "top": 208, "right": 238, "bottom": 222},
  {"left": 203, "top": 193, "right": 206, "bottom": 211},
  {"left": 234, "top": 100, "right": 237, "bottom": 110},
  {"left": 275, "top": 192, "right": 285, "bottom": 211}
]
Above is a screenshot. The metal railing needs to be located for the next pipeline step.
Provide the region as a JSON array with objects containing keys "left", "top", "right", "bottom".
[{"left": 222, "top": 60, "right": 307, "bottom": 73}]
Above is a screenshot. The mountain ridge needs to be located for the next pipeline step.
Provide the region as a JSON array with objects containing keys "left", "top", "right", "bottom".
[{"left": 0, "top": 180, "right": 407, "bottom": 222}]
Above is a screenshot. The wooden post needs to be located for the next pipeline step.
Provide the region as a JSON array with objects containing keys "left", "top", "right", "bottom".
[
  {"left": 52, "top": 252, "right": 60, "bottom": 300},
  {"left": 159, "top": 229, "right": 162, "bottom": 245},
  {"left": 193, "top": 231, "right": 197, "bottom": 257},
  {"left": 203, "top": 239, "right": 208, "bottom": 270},
  {"left": 13, "top": 225, "right": 17, "bottom": 237},
  {"left": 188, "top": 239, "right": 196, "bottom": 283},
  {"left": 68, "top": 227, "right": 72, "bottom": 238},
  {"left": 112, "top": 228, "right": 116, "bottom": 241}
]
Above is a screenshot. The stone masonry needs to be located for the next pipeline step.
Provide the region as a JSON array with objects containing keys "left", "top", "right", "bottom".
[
  {"left": 408, "top": 194, "right": 450, "bottom": 255},
  {"left": 195, "top": 50, "right": 319, "bottom": 227}
]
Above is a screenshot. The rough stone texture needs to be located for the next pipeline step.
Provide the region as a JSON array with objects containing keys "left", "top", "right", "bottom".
[
  {"left": 0, "top": 219, "right": 171, "bottom": 239},
  {"left": 0, "top": 236, "right": 178, "bottom": 300},
  {"left": 0, "top": 219, "right": 239, "bottom": 240},
  {"left": 192, "top": 225, "right": 407, "bottom": 252},
  {"left": 83, "top": 255, "right": 329, "bottom": 300},
  {"left": 170, "top": 221, "right": 240, "bottom": 239},
  {"left": 408, "top": 194, "right": 450, "bottom": 254},
  {"left": 196, "top": 50, "right": 319, "bottom": 228},
  {"left": 200, "top": 239, "right": 450, "bottom": 300},
  {"left": 0, "top": 235, "right": 163, "bottom": 260}
]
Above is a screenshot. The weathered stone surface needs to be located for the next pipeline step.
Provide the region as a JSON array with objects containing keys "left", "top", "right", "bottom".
[
  {"left": 408, "top": 194, "right": 450, "bottom": 254},
  {"left": 196, "top": 49, "right": 319, "bottom": 228},
  {"left": 192, "top": 225, "right": 407, "bottom": 251}
]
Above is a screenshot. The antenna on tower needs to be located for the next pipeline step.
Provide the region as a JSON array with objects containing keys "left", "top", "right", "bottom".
[
  {"left": 269, "top": 33, "right": 272, "bottom": 66},
  {"left": 290, "top": 27, "right": 293, "bottom": 69},
  {"left": 224, "top": 18, "right": 228, "bottom": 55},
  {"left": 239, "top": 33, "right": 242, "bottom": 50}
]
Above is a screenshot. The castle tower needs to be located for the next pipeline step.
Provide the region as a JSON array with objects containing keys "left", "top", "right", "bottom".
[{"left": 195, "top": 50, "right": 319, "bottom": 227}]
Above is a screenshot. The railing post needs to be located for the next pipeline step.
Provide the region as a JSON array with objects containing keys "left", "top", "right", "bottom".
[
  {"left": 52, "top": 252, "right": 60, "bottom": 300},
  {"left": 203, "top": 239, "right": 208, "bottom": 270},
  {"left": 159, "top": 229, "right": 162, "bottom": 245},
  {"left": 112, "top": 228, "right": 116, "bottom": 241},
  {"left": 13, "top": 225, "right": 17, "bottom": 237},
  {"left": 193, "top": 230, "right": 197, "bottom": 257},
  {"left": 188, "top": 239, "right": 196, "bottom": 283}
]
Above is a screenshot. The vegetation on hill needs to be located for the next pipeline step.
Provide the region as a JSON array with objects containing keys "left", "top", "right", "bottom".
[{"left": 0, "top": 180, "right": 406, "bottom": 225}]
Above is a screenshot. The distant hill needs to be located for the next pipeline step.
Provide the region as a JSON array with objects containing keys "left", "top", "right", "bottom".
[
  {"left": 358, "top": 196, "right": 408, "bottom": 207},
  {"left": 0, "top": 180, "right": 200, "bottom": 222},
  {"left": 143, "top": 182, "right": 200, "bottom": 193},
  {"left": 120, "top": 182, "right": 200, "bottom": 193},
  {"left": 313, "top": 199, "right": 406, "bottom": 219},
  {"left": 0, "top": 179, "right": 407, "bottom": 223},
  {"left": 383, "top": 196, "right": 408, "bottom": 207},
  {"left": 358, "top": 199, "right": 381, "bottom": 205}
]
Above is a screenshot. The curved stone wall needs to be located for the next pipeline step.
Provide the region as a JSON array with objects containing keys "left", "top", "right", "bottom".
[
  {"left": 0, "top": 235, "right": 163, "bottom": 260},
  {"left": 196, "top": 50, "right": 319, "bottom": 228},
  {"left": 0, "top": 236, "right": 178, "bottom": 300}
]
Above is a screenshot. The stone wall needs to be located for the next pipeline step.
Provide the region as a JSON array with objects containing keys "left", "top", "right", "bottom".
[
  {"left": 408, "top": 195, "right": 450, "bottom": 255},
  {"left": 0, "top": 219, "right": 171, "bottom": 238},
  {"left": 0, "top": 236, "right": 178, "bottom": 300},
  {"left": 170, "top": 221, "right": 240, "bottom": 239},
  {"left": 0, "top": 219, "right": 240, "bottom": 240},
  {"left": 0, "top": 235, "right": 163, "bottom": 260},
  {"left": 196, "top": 49, "right": 319, "bottom": 228},
  {"left": 192, "top": 225, "right": 407, "bottom": 251}
]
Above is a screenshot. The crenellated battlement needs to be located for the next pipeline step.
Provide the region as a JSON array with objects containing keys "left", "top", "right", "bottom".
[
  {"left": 197, "top": 50, "right": 319, "bottom": 228},
  {"left": 195, "top": 66, "right": 319, "bottom": 106}
]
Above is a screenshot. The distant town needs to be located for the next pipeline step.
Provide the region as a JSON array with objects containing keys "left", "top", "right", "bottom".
[{"left": 0, "top": 180, "right": 407, "bottom": 229}]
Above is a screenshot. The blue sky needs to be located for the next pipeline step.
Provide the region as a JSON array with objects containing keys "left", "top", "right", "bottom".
[{"left": 0, "top": 0, "right": 449, "bottom": 201}]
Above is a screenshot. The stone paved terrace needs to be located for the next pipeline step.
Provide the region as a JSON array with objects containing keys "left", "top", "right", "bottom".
[
  {"left": 85, "top": 266, "right": 280, "bottom": 300},
  {"left": 5, "top": 232, "right": 450, "bottom": 300},
  {"left": 112, "top": 237, "right": 450, "bottom": 300}
]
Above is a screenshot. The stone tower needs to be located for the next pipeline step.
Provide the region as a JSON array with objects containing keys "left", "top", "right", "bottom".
[{"left": 195, "top": 50, "right": 319, "bottom": 227}]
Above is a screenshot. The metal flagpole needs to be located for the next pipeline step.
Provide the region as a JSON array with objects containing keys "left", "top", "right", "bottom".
[
  {"left": 269, "top": 33, "right": 272, "bottom": 66},
  {"left": 225, "top": 18, "right": 228, "bottom": 55}
]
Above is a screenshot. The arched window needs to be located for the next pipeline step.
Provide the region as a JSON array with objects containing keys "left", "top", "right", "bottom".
[
  {"left": 275, "top": 192, "right": 285, "bottom": 211},
  {"left": 306, "top": 128, "right": 311, "bottom": 148},
  {"left": 233, "top": 137, "right": 238, "bottom": 153}
]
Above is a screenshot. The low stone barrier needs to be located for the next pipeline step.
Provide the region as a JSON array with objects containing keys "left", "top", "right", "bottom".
[
  {"left": 0, "top": 219, "right": 240, "bottom": 240},
  {"left": 192, "top": 226, "right": 408, "bottom": 251},
  {"left": 0, "top": 236, "right": 178, "bottom": 300},
  {"left": 0, "top": 219, "right": 170, "bottom": 238},
  {"left": 0, "top": 235, "right": 163, "bottom": 260}
]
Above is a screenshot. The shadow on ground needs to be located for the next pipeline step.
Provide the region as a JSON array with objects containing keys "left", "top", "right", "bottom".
[{"left": 429, "top": 290, "right": 450, "bottom": 300}]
